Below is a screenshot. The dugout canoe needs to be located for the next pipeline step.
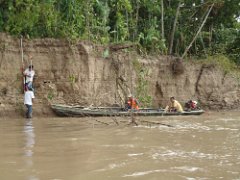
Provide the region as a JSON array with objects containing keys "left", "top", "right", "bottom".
[{"left": 51, "top": 104, "right": 204, "bottom": 117}]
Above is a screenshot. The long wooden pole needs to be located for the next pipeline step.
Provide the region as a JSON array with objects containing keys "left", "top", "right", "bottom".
[
  {"left": 20, "top": 36, "right": 25, "bottom": 92},
  {"left": 181, "top": 3, "right": 214, "bottom": 59}
]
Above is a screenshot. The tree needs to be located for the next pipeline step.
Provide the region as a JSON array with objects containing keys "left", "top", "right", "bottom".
[{"left": 0, "top": 0, "right": 238, "bottom": 61}]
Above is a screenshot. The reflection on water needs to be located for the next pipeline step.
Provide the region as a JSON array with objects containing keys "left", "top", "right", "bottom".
[
  {"left": 24, "top": 119, "right": 35, "bottom": 158},
  {"left": 0, "top": 112, "right": 240, "bottom": 180},
  {"left": 23, "top": 119, "right": 39, "bottom": 180}
]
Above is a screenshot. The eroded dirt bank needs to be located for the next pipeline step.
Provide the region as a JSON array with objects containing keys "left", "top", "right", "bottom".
[{"left": 0, "top": 33, "right": 240, "bottom": 117}]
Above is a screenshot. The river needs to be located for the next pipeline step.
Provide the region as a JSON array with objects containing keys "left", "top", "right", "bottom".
[{"left": 0, "top": 111, "right": 240, "bottom": 180}]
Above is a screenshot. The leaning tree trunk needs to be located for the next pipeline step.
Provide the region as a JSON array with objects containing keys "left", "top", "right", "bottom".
[
  {"left": 132, "top": 0, "right": 140, "bottom": 42},
  {"left": 161, "top": 0, "right": 165, "bottom": 40},
  {"left": 168, "top": 2, "right": 181, "bottom": 55},
  {"left": 181, "top": 3, "right": 214, "bottom": 59},
  {"left": 209, "top": 23, "right": 213, "bottom": 49}
]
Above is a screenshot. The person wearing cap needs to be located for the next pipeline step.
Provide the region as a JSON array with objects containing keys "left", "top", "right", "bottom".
[
  {"left": 126, "top": 94, "right": 139, "bottom": 110},
  {"left": 185, "top": 100, "right": 198, "bottom": 110},
  {"left": 23, "top": 65, "right": 35, "bottom": 91},
  {"left": 24, "top": 86, "right": 35, "bottom": 118},
  {"left": 165, "top": 96, "right": 183, "bottom": 112}
]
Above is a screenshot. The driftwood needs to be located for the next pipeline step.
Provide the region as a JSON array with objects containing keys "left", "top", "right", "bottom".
[
  {"left": 95, "top": 119, "right": 110, "bottom": 125},
  {"left": 140, "top": 120, "right": 173, "bottom": 127}
]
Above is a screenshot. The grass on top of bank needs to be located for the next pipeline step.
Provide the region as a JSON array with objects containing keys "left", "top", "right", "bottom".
[{"left": 195, "top": 55, "right": 239, "bottom": 75}]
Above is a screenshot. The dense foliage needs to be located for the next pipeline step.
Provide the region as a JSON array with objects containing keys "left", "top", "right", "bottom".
[{"left": 0, "top": 0, "right": 239, "bottom": 62}]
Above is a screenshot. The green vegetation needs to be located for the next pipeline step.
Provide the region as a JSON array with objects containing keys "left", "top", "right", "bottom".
[
  {"left": 0, "top": 0, "right": 239, "bottom": 62},
  {"left": 47, "top": 89, "right": 54, "bottom": 100},
  {"left": 69, "top": 74, "right": 76, "bottom": 85},
  {"left": 133, "top": 59, "right": 152, "bottom": 107},
  {"left": 102, "top": 48, "right": 110, "bottom": 58},
  {"left": 198, "top": 55, "right": 238, "bottom": 74}
]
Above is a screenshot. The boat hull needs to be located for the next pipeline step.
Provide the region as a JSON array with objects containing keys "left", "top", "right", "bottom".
[{"left": 51, "top": 104, "right": 205, "bottom": 117}]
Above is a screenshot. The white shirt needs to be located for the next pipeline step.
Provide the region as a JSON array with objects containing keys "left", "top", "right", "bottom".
[
  {"left": 24, "top": 68, "right": 35, "bottom": 83},
  {"left": 24, "top": 91, "right": 35, "bottom": 105},
  {"left": 193, "top": 101, "right": 198, "bottom": 105}
]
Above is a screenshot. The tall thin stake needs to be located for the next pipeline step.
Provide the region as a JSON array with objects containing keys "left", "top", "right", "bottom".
[{"left": 20, "top": 36, "right": 25, "bottom": 92}]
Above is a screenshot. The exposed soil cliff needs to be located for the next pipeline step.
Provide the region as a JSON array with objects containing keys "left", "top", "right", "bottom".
[{"left": 0, "top": 33, "right": 240, "bottom": 117}]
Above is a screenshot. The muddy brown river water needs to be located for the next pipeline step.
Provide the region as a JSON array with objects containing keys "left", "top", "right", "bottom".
[{"left": 0, "top": 111, "right": 240, "bottom": 180}]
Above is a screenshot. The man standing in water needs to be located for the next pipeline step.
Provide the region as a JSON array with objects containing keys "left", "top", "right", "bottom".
[{"left": 24, "top": 86, "right": 35, "bottom": 118}]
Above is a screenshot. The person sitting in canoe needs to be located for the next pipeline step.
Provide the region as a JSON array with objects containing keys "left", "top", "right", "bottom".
[
  {"left": 126, "top": 94, "right": 139, "bottom": 110},
  {"left": 185, "top": 100, "right": 198, "bottom": 111},
  {"left": 165, "top": 96, "right": 183, "bottom": 112}
]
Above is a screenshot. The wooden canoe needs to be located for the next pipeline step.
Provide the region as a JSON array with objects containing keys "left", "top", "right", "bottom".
[{"left": 51, "top": 104, "right": 205, "bottom": 117}]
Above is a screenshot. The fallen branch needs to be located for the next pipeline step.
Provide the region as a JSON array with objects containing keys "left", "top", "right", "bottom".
[
  {"left": 140, "top": 120, "right": 173, "bottom": 127},
  {"left": 95, "top": 119, "right": 110, "bottom": 125}
]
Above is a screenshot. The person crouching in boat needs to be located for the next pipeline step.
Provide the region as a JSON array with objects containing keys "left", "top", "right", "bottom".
[
  {"left": 126, "top": 94, "right": 139, "bottom": 110},
  {"left": 165, "top": 97, "right": 183, "bottom": 112},
  {"left": 185, "top": 100, "right": 198, "bottom": 111}
]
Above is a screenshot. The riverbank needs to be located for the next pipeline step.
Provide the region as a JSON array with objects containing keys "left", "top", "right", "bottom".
[{"left": 0, "top": 33, "right": 240, "bottom": 118}]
